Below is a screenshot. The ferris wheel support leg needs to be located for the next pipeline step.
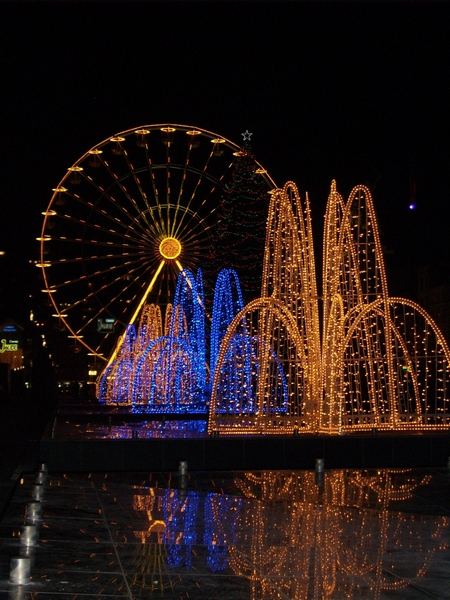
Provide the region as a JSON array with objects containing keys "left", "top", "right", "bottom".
[
  {"left": 101, "top": 260, "right": 166, "bottom": 373},
  {"left": 175, "top": 259, "right": 207, "bottom": 315},
  {"left": 175, "top": 259, "right": 184, "bottom": 275}
]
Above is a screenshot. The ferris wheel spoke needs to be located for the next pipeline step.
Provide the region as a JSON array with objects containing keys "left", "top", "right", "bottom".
[
  {"left": 63, "top": 258, "right": 158, "bottom": 315},
  {"left": 48, "top": 248, "right": 150, "bottom": 269},
  {"left": 144, "top": 143, "right": 166, "bottom": 233},
  {"left": 172, "top": 147, "right": 216, "bottom": 237},
  {"left": 199, "top": 179, "right": 225, "bottom": 207},
  {"left": 176, "top": 212, "right": 215, "bottom": 244},
  {"left": 56, "top": 189, "right": 150, "bottom": 243},
  {"left": 142, "top": 206, "right": 165, "bottom": 238},
  {"left": 165, "top": 139, "right": 172, "bottom": 236},
  {"left": 104, "top": 260, "right": 166, "bottom": 369},
  {"left": 75, "top": 173, "right": 153, "bottom": 240},
  {"left": 69, "top": 186, "right": 148, "bottom": 235},
  {"left": 118, "top": 148, "right": 165, "bottom": 238},
  {"left": 177, "top": 231, "right": 206, "bottom": 254},
  {"left": 116, "top": 143, "right": 151, "bottom": 205},
  {"left": 75, "top": 261, "right": 158, "bottom": 335},
  {"left": 46, "top": 235, "right": 149, "bottom": 253},
  {"left": 144, "top": 144, "right": 161, "bottom": 204},
  {"left": 50, "top": 228, "right": 152, "bottom": 250},
  {"left": 178, "top": 150, "right": 234, "bottom": 236},
  {"left": 56, "top": 202, "right": 154, "bottom": 247},
  {"left": 52, "top": 254, "right": 152, "bottom": 292},
  {"left": 97, "top": 149, "right": 154, "bottom": 231},
  {"left": 170, "top": 142, "right": 193, "bottom": 237},
  {"left": 109, "top": 143, "right": 166, "bottom": 236}
]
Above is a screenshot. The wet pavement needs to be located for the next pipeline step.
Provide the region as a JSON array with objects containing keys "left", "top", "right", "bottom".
[
  {"left": 51, "top": 419, "right": 208, "bottom": 440},
  {"left": 0, "top": 468, "right": 449, "bottom": 599}
]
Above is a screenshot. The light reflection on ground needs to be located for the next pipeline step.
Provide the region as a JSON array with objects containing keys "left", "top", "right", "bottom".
[
  {"left": 1, "top": 468, "right": 449, "bottom": 599},
  {"left": 57, "top": 419, "right": 208, "bottom": 440}
]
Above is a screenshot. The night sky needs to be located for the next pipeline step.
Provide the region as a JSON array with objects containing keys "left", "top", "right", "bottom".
[{"left": 1, "top": 0, "right": 449, "bottom": 323}]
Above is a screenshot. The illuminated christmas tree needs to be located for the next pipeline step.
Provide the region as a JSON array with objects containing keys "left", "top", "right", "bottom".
[{"left": 212, "top": 132, "right": 269, "bottom": 301}]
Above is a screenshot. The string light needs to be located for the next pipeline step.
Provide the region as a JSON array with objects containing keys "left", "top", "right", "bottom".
[
  {"left": 209, "top": 180, "right": 450, "bottom": 435},
  {"left": 98, "top": 268, "right": 206, "bottom": 412},
  {"left": 97, "top": 177, "right": 449, "bottom": 431},
  {"left": 220, "top": 470, "right": 449, "bottom": 598}
]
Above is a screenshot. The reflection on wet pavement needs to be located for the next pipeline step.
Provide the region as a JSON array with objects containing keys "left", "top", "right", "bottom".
[
  {"left": 0, "top": 468, "right": 449, "bottom": 598},
  {"left": 54, "top": 419, "right": 208, "bottom": 439}
]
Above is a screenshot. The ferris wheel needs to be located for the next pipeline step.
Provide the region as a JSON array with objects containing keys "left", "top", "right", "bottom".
[{"left": 38, "top": 124, "right": 275, "bottom": 362}]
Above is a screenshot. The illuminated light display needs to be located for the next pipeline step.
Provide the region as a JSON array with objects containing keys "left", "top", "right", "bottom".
[
  {"left": 209, "top": 182, "right": 321, "bottom": 433},
  {"left": 126, "top": 469, "right": 448, "bottom": 598},
  {"left": 130, "top": 491, "right": 172, "bottom": 593},
  {"left": 210, "top": 268, "right": 245, "bottom": 378},
  {"left": 132, "top": 487, "right": 236, "bottom": 582},
  {"left": 320, "top": 183, "right": 450, "bottom": 432},
  {"left": 99, "top": 267, "right": 250, "bottom": 412},
  {"left": 203, "top": 493, "right": 242, "bottom": 573},
  {"left": 210, "top": 297, "right": 298, "bottom": 424},
  {"left": 97, "top": 324, "right": 137, "bottom": 404},
  {"left": 0, "top": 339, "right": 19, "bottom": 352},
  {"left": 163, "top": 488, "right": 200, "bottom": 569},
  {"left": 135, "top": 304, "right": 163, "bottom": 353},
  {"left": 131, "top": 268, "right": 206, "bottom": 410},
  {"left": 39, "top": 124, "right": 274, "bottom": 362},
  {"left": 0, "top": 322, "right": 23, "bottom": 371},
  {"left": 222, "top": 470, "right": 449, "bottom": 599},
  {"left": 98, "top": 269, "right": 208, "bottom": 412},
  {"left": 209, "top": 181, "right": 450, "bottom": 434}
]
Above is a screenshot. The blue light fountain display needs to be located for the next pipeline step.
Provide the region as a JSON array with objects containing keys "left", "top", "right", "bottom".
[{"left": 98, "top": 268, "right": 248, "bottom": 415}]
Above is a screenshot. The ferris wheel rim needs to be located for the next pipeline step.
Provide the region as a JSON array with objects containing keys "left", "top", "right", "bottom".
[
  {"left": 39, "top": 123, "right": 277, "bottom": 361},
  {"left": 41, "top": 124, "right": 275, "bottom": 215}
]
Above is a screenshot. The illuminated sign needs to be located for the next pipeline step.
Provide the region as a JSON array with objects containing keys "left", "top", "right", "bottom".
[
  {"left": 0, "top": 339, "right": 19, "bottom": 353},
  {"left": 97, "top": 318, "right": 115, "bottom": 333}
]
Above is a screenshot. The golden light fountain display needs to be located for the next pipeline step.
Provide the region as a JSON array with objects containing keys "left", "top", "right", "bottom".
[
  {"left": 216, "top": 469, "right": 449, "bottom": 600},
  {"left": 209, "top": 181, "right": 450, "bottom": 434}
]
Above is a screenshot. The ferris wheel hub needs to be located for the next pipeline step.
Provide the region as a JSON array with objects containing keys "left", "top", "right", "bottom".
[{"left": 159, "top": 237, "right": 182, "bottom": 260}]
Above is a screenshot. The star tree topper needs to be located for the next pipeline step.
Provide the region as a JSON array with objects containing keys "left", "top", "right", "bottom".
[{"left": 241, "top": 130, "right": 253, "bottom": 142}]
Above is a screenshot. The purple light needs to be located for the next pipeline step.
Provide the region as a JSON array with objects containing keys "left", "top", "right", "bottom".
[{"left": 408, "top": 202, "right": 416, "bottom": 211}]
